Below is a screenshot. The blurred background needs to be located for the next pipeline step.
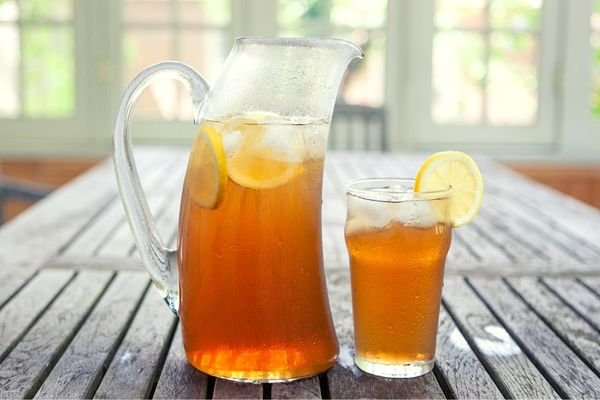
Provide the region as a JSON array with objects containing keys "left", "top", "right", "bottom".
[{"left": 1, "top": 0, "right": 599, "bottom": 221}]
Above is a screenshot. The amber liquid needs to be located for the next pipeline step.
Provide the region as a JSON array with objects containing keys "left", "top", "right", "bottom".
[
  {"left": 177, "top": 120, "right": 338, "bottom": 382},
  {"left": 345, "top": 221, "right": 451, "bottom": 365}
]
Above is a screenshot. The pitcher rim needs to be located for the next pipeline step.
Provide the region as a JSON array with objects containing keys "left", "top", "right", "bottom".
[{"left": 235, "top": 36, "right": 365, "bottom": 57}]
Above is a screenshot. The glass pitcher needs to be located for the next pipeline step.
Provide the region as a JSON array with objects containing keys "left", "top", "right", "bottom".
[{"left": 114, "top": 37, "right": 363, "bottom": 382}]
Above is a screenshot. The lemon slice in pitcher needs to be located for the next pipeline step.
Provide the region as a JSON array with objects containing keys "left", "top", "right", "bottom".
[
  {"left": 414, "top": 151, "right": 483, "bottom": 227},
  {"left": 224, "top": 114, "right": 304, "bottom": 190},
  {"left": 186, "top": 126, "right": 227, "bottom": 208}
]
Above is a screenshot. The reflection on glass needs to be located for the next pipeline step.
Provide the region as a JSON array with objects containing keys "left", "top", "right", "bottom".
[
  {"left": 123, "top": 29, "right": 175, "bottom": 119},
  {"left": 20, "top": 0, "right": 72, "bottom": 21},
  {"left": 488, "top": 33, "right": 537, "bottom": 125},
  {"left": 278, "top": 0, "right": 387, "bottom": 106},
  {"left": 124, "top": 0, "right": 172, "bottom": 23},
  {"left": 23, "top": 27, "right": 74, "bottom": 118},
  {"left": 435, "top": 0, "right": 486, "bottom": 30},
  {"left": 180, "top": 0, "right": 231, "bottom": 25},
  {"left": 178, "top": 29, "right": 227, "bottom": 119},
  {"left": 489, "top": 0, "right": 541, "bottom": 31},
  {"left": 0, "top": 24, "right": 20, "bottom": 117},
  {"left": 433, "top": 31, "right": 485, "bottom": 124}
]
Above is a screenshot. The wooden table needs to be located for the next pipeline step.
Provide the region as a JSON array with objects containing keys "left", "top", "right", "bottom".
[{"left": 1, "top": 149, "right": 600, "bottom": 399}]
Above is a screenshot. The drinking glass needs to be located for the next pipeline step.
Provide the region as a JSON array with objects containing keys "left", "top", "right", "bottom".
[{"left": 344, "top": 178, "right": 452, "bottom": 378}]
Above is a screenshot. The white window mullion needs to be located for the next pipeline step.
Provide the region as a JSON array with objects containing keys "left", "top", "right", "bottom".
[{"left": 560, "top": 0, "right": 600, "bottom": 158}]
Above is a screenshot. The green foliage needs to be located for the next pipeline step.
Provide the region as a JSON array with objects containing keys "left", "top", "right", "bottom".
[
  {"left": 593, "top": 46, "right": 600, "bottom": 117},
  {"left": 20, "top": 0, "right": 71, "bottom": 21},
  {"left": 490, "top": 0, "right": 541, "bottom": 30},
  {"left": 23, "top": 27, "right": 75, "bottom": 118}
]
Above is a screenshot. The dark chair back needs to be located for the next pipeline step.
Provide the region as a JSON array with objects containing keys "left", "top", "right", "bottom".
[{"left": 329, "top": 103, "right": 387, "bottom": 151}]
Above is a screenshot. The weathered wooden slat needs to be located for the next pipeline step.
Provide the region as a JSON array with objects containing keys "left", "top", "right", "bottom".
[
  {"left": 0, "top": 149, "right": 170, "bottom": 309},
  {"left": 581, "top": 276, "right": 600, "bottom": 295},
  {"left": 443, "top": 276, "right": 559, "bottom": 399},
  {"left": 451, "top": 224, "right": 510, "bottom": 265},
  {"left": 140, "top": 170, "right": 185, "bottom": 255},
  {"left": 328, "top": 361, "right": 445, "bottom": 399},
  {"left": 542, "top": 277, "right": 600, "bottom": 330},
  {"left": 470, "top": 277, "right": 600, "bottom": 398},
  {"left": 467, "top": 217, "right": 537, "bottom": 264},
  {"left": 35, "top": 271, "right": 149, "bottom": 399},
  {"left": 487, "top": 194, "right": 599, "bottom": 262},
  {"left": 62, "top": 152, "right": 176, "bottom": 257},
  {"left": 45, "top": 256, "right": 144, "bottom": 271},
  {"left": 212, "top": 380, "right": 263, "bottom": 399},
  {"left": 97, "top": 157, "right": 186, "bottom": 257},
  {"left": 507, "top": 277, "right": 600, "bottom": 373},
  {"left": 483, "top": 163, "right": 600, "bottom": 249},
  {"left": 153, "top": 323, "right": 209, "bottom": 399},
  {"left": 434, "top": 306, "right": 503, "bottom": 399},
  {"left": 478, "top": 206, "right": 571, "bottom": 264},
  {"left": 93, "top": 285, "right": 177, "bottom": 399},
  {"left": 271, "top": 377, "right": 322, "bottom": 399},
  {"left": 0, "top": 271, "right": 113, "bottom": 399},
  {"left": 446, "top": 230, "right": 482, "bottom": 266},
  {"left": 0, "top": 162, "right": 113, "bottom": 306},
  {"left": 325, "top": 269, "right": 446, "bottom": 399},
  {"left": 0, "top": 269, "right": 74, "bottom": 362}
]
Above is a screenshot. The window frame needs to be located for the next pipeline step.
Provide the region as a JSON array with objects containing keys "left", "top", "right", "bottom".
[
  {"left": 0, "top": 0, "right": 599, "bottom": 160},
  {"left": 0, "top": 0, "right": 102, "bottom": 155},
  {"left": 404, "top": 0, "right": 561, "bottom": 150},
  {"left": 560, "top": 0, "right": 600, "bottom": 159}
]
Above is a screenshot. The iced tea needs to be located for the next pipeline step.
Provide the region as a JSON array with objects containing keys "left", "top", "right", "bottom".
[
  {"left": 344, "top": 179, "right": 452, "bottom": 378},
  {"left": 177, "top": 114, "right": 338, "bottom": 382}
]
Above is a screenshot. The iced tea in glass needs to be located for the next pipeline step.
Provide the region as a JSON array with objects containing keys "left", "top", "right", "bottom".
[{"left": 344, "top": 178, "right": 452, "bottom": 378}]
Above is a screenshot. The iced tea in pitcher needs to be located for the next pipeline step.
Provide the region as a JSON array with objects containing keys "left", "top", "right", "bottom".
[{"left": 177, "top": 113, "right": 338, "bottom": 382}]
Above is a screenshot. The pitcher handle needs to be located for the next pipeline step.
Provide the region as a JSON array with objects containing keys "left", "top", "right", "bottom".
[{"left": 113, "top": 61, "right": 209, "bottom": 315}]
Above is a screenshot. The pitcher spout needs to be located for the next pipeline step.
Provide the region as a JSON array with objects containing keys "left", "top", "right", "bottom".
[{"left": 199, "top": 37, "right": 364, "bottom": 123}]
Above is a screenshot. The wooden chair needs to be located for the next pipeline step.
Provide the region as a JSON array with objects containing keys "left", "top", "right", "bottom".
[{"left": 329, "top": 103, "right": 387, "bottom": 151}]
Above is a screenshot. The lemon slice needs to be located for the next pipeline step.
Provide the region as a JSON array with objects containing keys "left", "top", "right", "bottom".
[
  {"left": 185, "top": 125, "right": 227, "bottom": 208},
  {"left": 414, "top": 151, "right": 483, "bottom": 227},
  {"left": 224, "top": 115, "right": 303, "bottom": 190}
]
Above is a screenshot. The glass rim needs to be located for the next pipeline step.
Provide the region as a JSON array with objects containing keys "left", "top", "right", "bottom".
[
  {"left": 234, "top": 36, "right": 364, "bottom": 56},
  {"left": 345, "top": 178, "right": 452, "bottom": 202}
]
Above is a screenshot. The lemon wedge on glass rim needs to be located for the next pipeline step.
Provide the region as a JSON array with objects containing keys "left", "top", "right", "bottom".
[
  {"left": 414, "top": 151, "right": 484, "bottom": 227},
  {"left": 186, "top": 125, "right": 228, "bottom": 209}
]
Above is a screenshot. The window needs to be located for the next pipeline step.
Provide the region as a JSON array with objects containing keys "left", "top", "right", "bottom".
[
  {"left": 432, "top": 0, "right": 541, "bottom": 126},
  {"left": 1, "top": 0, "right": 599, "bottom": 158},
  {"left": 121, "top": 0, "right": 231, "bottom": 121},
  {"left": 407, "top": 0, "right": 559, "bottom": 147},
  {"left": 0, "top": 0, "right": 75, "bottom": 119}
]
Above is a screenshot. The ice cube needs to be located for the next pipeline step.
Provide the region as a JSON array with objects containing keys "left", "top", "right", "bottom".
[
  {"left": 346, "top": 196, "right": 393, "bottom": 234},
  {"left": 257, "top": 126, "right": 303, "bottom": 163},
  {"left": 303, "top": 123, "right": 328, "bottom": 160},
  {"left": 346, "top": 195, "right": 440, "bottom": 233},
  {"left": 222, "top": 130, "right": 243, "bottom": 156},
  {"left": 387, "top": 201, "right": 439, "bottom": 228}
]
